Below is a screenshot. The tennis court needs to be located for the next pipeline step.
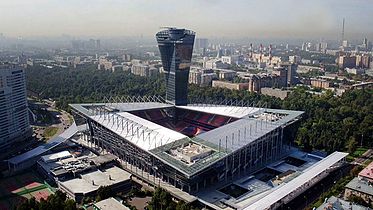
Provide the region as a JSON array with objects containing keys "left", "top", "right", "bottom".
[{"left": 0, "top": 171, "right": 54, "bottom": 210}]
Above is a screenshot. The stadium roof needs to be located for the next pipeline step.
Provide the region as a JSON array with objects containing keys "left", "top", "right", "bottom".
[
  {"left": 197, "top": 108, "right": 303, "bottom": 152},
  {"left": 70, "top": 102, "right": 173, "bottom": 116},
  {"left": 177, "top": 105, "right": 260, "bottom": 118},
  {"left": 91, "top": 112, "right": 186, "bottom": 151},
  {"left": 8, "top": 123, "right": 78, "bottom": 165},
  {"left": 243, "top": 151, "right": 348, "bottom": 210}
]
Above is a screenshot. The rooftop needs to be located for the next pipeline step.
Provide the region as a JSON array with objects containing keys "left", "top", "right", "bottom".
[
  {"left": 41, "top": 151, "right": 72, "bottom": 163},
  {"left": 168, "top": 142, "right": 213, "bottom": 165},
  {"left": 193, "top": 150, "right": 336, "bottom": 210},
  {"left": 59, "top": 166, "right": 131, "bottom": 194},
  {"left": 70, "top": 101, "right": 173, "bottom": 116},
  {"left": 94, "top": 198, "right": 130, "bottom": 210},
  {"left": 346, "top": 177, "right": 373, "bottom": 196},
  {"left": 177, "top": 105, "right": 260, "bottom": 118},
  {"left": 90, "top": 112, "right": 186, "bottom": 151},
  {"left": 359, "top": 161, "right": 373, "bottom": 181},
  {"left": 38, "top": 150, "right": 99, "bottom": 178},
  {"left": 317, "top": 196, "right": 371, "bottom": 210},
  {"left": 244, "top": 151, "right": 348, "bottom": 210},
  {"left": 8, "top": 123, "right": 78, "bottom": 165}
]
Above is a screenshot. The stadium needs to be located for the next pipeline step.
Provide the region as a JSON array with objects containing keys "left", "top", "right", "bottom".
[
  {"left": 70, "top": 97, "right": 303, "bottom": 195},
  {"left": 68, "top": 28, "right": 347, "bottom": 209}
]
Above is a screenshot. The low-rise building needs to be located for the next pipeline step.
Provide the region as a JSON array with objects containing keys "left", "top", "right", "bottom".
[
  {"left": 93, "top": 197, "right": 130, "bottom": 210},
  {"left": 98, "top": 58, "right": 113, "bottom": 71},
  {"left": 216, "top": 69, "right": 236, "bottom": 80},
  {"left": 212, "top": 80, "right": 249, "bottom": 90},
  {"left": 251, "top": 53, "right": 282, "bottom": 66},
  {"left": 131, "top": 64, "right": 159, "bottom": 77},
  {"left": 310, "top": 79, "right": 331, "bottom": 89},
  {"left": 317, "top": 196, "right": 371, "bottom": 210},
  {"left": 37, "top": 150, "right": 117, "bottom": 181},
  {"left": 344, "top": 177, "right": 373, "bottom": 207},
  {"left": 221, "top": 55, "right": 241, "bottom": 65},
  {"left": 260, "top": 88, "right": 291, "bottom": 100},
  {"left": 359, "top": 162, "right": 373, "bottom": 183},
  {"left": 58, "top": 166, "right": 132, "bottom": 203},
  {"left": 248, "top": 73, "right": 287, "bottom": 92},
  {"left": 112, "top": 65, "right": 123, "bottom": 72},
  {"left": 189, "top": 68, "right": 217, "bottom": 86},
  {"left": 346, "top": 68, "right": 365, "bottom": 75},
  {"left": 204, "top": 59, "right": 229, "bottom": 69}
]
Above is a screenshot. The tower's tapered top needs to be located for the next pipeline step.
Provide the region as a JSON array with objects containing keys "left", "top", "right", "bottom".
[{"left": 156, "top": 28, "right": 195, "bottom": 43}]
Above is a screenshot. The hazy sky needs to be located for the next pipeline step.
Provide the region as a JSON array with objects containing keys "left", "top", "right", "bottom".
[{"left": 1, "top": 0, "right": 373, "bottom": 39}]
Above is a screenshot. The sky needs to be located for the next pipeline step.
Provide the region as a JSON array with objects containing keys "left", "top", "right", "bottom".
[{"left": 1, "top": 0, "right": 373, "bottom": 40}]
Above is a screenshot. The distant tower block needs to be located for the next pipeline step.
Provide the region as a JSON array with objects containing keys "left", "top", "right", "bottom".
[
  {"left": 341, "top": 18, "right": 345, "bottom": 45},
  {"left": 156, "top": 28, "right": 195, "bottom": 105}
]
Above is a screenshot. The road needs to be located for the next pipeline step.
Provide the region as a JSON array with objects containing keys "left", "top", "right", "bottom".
[{"left": 30, "top": 99, "right": 72, "bottom": 141}]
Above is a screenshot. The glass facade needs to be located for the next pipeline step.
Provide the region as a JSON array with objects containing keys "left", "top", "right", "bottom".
[{"left": 156, "top": 28, "right": 195, "bottom": 105}]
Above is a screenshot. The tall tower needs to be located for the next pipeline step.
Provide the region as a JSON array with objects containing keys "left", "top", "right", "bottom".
[
  {"left": 341, "top": 18, "right": 345, "bottom": 44},
  {"left": 0, "top": 63, "right": 31, "bottom": 152},
  {"left": 156, "top": 28, "right": 195, "bottom": 105}
]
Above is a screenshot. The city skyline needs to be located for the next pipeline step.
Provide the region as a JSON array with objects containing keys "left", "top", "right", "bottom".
[{"left": 1, "top": 0, "right": 373, "bottom": 40}]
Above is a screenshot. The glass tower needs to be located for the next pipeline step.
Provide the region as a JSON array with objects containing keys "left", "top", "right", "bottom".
[{"left": 156, "top": 28, "right": 195, "bottom": 105}]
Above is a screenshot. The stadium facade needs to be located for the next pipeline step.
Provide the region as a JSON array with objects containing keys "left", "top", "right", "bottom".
[{"left": 70, "top": 28, "right": 303, "bottom": 199}]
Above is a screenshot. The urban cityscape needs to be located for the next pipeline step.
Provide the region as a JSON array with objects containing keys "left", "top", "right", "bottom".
[{"left": 0, "top": 1, "right": 373, "bottom": 210}]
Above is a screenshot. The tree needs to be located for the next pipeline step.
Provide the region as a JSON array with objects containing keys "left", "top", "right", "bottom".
[
  {"left": 96, "top": 186, "right": 114, "bottom": 201},
  {"left": 17, "top": 191, "right": 78, "bottom": 210},
  {"left": 64, "top": 199, "right": 78, "bottom": 210},
  {"left": 346, "top": 136, "right": 357, "bottom": 154}
]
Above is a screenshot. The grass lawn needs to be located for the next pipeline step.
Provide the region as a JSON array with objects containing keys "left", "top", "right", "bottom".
[
  {"left": 43, "top": 127, "right": 58, "bottom": 139},
  {"left": 352, "top": 147, "right": 368, "bottom": 157}
]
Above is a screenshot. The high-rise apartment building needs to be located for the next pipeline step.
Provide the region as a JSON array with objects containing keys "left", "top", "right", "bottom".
[
  {"left": 156, "top": 28, "right": 195, "bottom": 105},
  {"left": 280, "top": 63, "right": 298, "bottom": 86},
  {"left": 0, "top": 63, "right": 31, "bottom": 152},
  {"left": 194, "top": 38, "right": 208, "bottom": 50},
  {"left": 338, "top": 55, "right": 357, "bottom": 69}
]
